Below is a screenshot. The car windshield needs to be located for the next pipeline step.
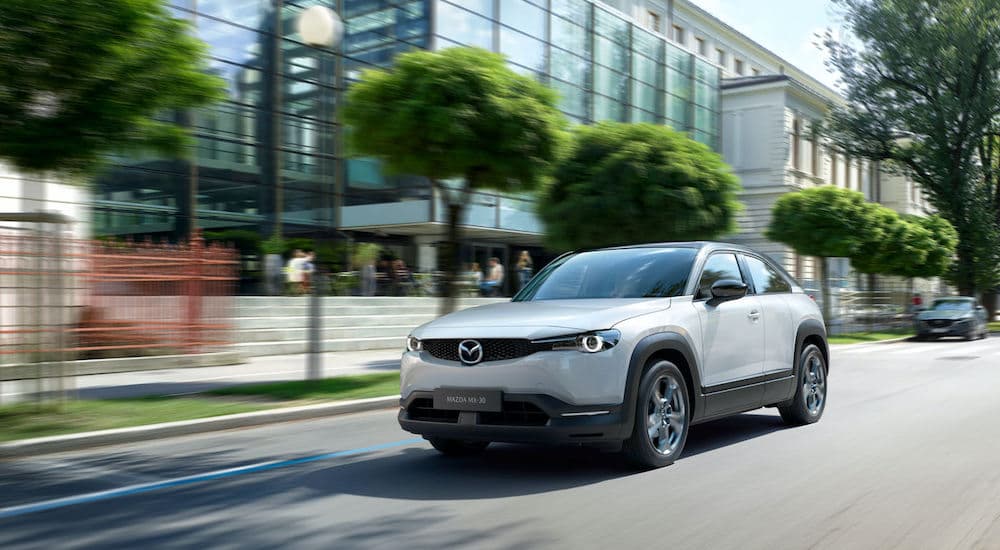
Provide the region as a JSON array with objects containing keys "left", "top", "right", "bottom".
[
  {"left": 513, "top": 247, "right": 697, "bottom": 301},
  {"left": 931, "top": 299, "right": 973, "bottom": 311}
]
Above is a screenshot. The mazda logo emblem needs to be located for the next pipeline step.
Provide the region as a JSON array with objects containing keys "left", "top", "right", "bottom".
[{"left": 458, "top": 340, "right": 483, "bottom": 365}]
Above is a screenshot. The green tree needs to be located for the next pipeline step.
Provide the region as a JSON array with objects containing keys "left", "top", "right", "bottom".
[
  {"left": 821, "top": 0, "right": 1000, "bottom": 295},
  {"left": 0, "top": 0, "right": 224, "bottom": 175},
  {"left": 343, "top": 47, "right": 566, "bottom": 313},
  {"left": 538, "top": 122, "right": 741, "bottom": 251},
  {"left": 766, "top": 186, "right": 877, "bottom": 323},
  {"left": 892, "top": 215, "right": 958, "bottom": 280}
]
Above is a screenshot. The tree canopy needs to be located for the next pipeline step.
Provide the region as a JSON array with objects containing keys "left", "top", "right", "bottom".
[
  {"left": 0, "top": 0, "right": 224, "bottom": 175},
  {"left": 538, "top": 122, "right": 741, "bottom": 251},
  {"left": 342, "top": 47, "right": 566, "bottom": 312},
  {"left": 821, "top": 0, "right": 1000, "bottom": 294},
  {"left": 343, "top": 47, "right": 566, "bottom": 193}
]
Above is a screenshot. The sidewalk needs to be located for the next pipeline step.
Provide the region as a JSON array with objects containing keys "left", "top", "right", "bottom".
[{"left": 0, "top": 349, "right": 402, "bottom": 402}]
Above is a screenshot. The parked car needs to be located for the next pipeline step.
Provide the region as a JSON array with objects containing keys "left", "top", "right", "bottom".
[
  {"left": 914, "top": 297, "right": 989, "bottom": 341},
  {"left": 398, "top": 242, "right": 829, "bottom": 469}
]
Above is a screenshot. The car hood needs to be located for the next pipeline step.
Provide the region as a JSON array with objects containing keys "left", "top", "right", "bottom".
[
  {"left": 917, "top": 310, "right": 972, "bottom": 321},
  {"left": 412, "top": 298, "right": 672, "bottom": 340}
]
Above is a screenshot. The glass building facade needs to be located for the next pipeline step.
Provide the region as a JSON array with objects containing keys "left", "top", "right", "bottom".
[{"left": 91, "top": 0, "right": 720, "bottom": 270}]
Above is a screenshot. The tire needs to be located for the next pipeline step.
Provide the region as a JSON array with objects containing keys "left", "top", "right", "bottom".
[
  {"left": 622, "top": 360, "right": 691, "bottom": 469},
  {"left": 965, "top": 328, "right": 976, "bottom": 341},
  {"left": 427, "top": 438, "right": 490, "bottom": 456},
  {"left": 778, "top": 343, "right": 828, "bottom": 426}
]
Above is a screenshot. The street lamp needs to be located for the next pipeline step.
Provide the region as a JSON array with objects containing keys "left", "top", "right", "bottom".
[
  {"left": 297, "top": 5, "right": 343, "bottom": 48},
  {"left": 296, "top": 5, "right": 343, "bottom": 383}
]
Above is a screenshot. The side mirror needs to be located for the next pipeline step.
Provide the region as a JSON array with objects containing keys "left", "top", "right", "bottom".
[{"left": 710, "top": 279, "right": 748, "bottom": 301}]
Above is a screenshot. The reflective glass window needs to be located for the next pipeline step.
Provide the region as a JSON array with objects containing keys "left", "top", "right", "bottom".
[
  {"left": 665, "top": 68, "right": 690, "bottom": 98},
  {"left": 632, "top": 81, "right": 657, "bottom": 112},
  {"left": 552, "top": 0, "right": 589, "bottom": 26},
  {"left": 632, "top": 28, "right": 662, "bottom": 61},
  {"left": 666, "top": 93, "right": 688, "bottom": 126},
  {"left": 631, "top": 107, "right": 657, "bottom": 123},
  {"left": 499, "top": 0, "right": 546, "bottom": 38},
  {"left": 666, "top": 43, "right": 691, "bottom": 72},
  {"left": 594, "top": 66, "right": 627, "bottom": 100},
  {"left": 595, "top": 36, "right": 628, "bottom": 72},
  {"left": 437, "top": 1, "right": 493, "bottom": 49},
  {"left": 694, "top": 106, "right": 715, "bottom": 132},
  {"left": 694, "top": 58, "right": 719, "bottom": 85},
  {"left": 551, "top": 79, "right": 588, "bottom": 118},
  {"left": 551, "top": 48, "right": 589, "bottom": 87},
  {"left": 593, "top": 94, "right": 626, "bottom": 122},
  {"left": 594, "top": 8, "right": 629, "bottom": 45},
  {"left": 500, "top": 27, "right": 545, "bottom": 72},
  {"left": 744, "top": 256, "right": 792, "bottom": 294},
  {"left": 633, "top": 54, "right": 658, "bottom": 85},
  {"left": 551, "top": 17, "right": 588, "bottom": 55}
]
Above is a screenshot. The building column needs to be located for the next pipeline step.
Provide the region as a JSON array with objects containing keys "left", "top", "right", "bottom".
[{"left": 414, "top": 235, "right": 438, "bottom": 273}]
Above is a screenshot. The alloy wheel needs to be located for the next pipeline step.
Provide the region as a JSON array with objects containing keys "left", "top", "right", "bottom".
[
  {"left": 645, "top": 373, "right": 686, "bottom": 456},
  {"left": 803, "top": 351, "right": 826, "bottom": 415}
]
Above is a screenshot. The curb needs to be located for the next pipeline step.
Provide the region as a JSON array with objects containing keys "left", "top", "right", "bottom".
[
  {"left": 0, "top": 395, "right": 401, "bottom": 459},
  {"left": 0, "top": 351, "right": 244, "bottom": 382},
  {"left": 830, "top": 335, "right": 913, "bottom": 348}
]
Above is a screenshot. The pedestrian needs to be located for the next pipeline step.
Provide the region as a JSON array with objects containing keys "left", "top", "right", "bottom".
[
  {"left": 285, "top": 249, "right": 306, "bottom": 295},
  {"left": 479, "top": 257, "right": 504, "bottom": 296},
  {"left": 516, "top": 250, "right": 533, "bottom": 291},
  {"left": 301, "top": 250, "right": 316, "bottom": 294},
  {"left": 361, "top": 257, "right": 377, "bottom": 297},
  {"left": 392, "top": 259, "right": 414, "bottom": 296},
  {"left": 911, "top": 292, "right": 924, "bottom": 313}
]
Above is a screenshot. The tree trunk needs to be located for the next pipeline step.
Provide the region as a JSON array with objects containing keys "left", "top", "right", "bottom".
[
  {"left": 819, "top": 257, "right": 832, "bottom": 328},
  {"left": 954, "top": 238, "right": 977, "bottom": 296},
  {"left": 438, "top": 201, "right": 464, "bottom": 316}
]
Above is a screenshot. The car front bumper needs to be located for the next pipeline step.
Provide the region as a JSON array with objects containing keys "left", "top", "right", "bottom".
[
  {"left": 398, "top": 391, "right": 630, "bottom": 444},
  {"left": 917, "top": 321, "right": 974, "bottom": 337}
]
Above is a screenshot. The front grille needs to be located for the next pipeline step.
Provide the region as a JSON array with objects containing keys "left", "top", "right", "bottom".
[
  {"left": 422, "top": 339, "right": 550, "bottom": 363},
  {"left": 926, "top": 319, "right": 953, "bottom": 328},
  {"left": 406, "top": 398, "right": 459, "bottom": 423},
  {"left": 479, "top": 401, "right": 550, "bottom": 427}
]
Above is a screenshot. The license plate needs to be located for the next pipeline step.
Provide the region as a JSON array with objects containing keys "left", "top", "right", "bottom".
[
  {"left": 433, "top": 388, "right": 502, "bottom": 412},
  {"left": 932, "top": 328, "right": 948, "bottom": 333}
]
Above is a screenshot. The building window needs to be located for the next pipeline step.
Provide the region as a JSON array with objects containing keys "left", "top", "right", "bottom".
[
  {"left": 791, "top": 118, "right": 801, "bottom": 170},
  {"left": 716, "top": 48, "right": 726, "bottom": 67},
  {"left": 696, "top": 37, "right": 707, "bottom": 56},
  {"left": 649, "top": 11, "right": 662, "bottom": 33},
  {"left": 734, "top": 59, "right": 744, "bottom": 75},
  {"left": 672, "top": 24, "right": 684, "bottom": 45}
]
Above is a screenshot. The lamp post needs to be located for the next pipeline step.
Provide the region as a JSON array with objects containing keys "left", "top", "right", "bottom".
[{"left": 297, "top": 5, "right": 343, "bottom": 382}]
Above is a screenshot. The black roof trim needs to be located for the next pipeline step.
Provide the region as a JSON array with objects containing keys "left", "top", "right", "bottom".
[{"left": 721, "top": 74, "right": 790, "bottom": 90}]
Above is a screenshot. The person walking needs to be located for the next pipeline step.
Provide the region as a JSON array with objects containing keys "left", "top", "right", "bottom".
[
  {"left": 516, "top": 250, "right": 533, "bottom": 292},
  {"left": 479, "top": 257, "right": 504, "bottom": 296},
  {"left": 285, "top": 249, "right": 306, "bottom": 295}
]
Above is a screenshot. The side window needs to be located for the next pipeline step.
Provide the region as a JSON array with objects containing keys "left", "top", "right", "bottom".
[
  {"left": 697, "top": 253, "right": 744, "bottom": 298},
  {"left": 745, "top": 255, "right": 792, "bottom": 294}
]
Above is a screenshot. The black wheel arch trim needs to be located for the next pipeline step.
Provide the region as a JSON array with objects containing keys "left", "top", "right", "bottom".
[
  {"left": 795, "top": 319, "right": 829, "bottom": 380},
  {"left": 624, "top": 332, "right": 706, "bottom": 427}
]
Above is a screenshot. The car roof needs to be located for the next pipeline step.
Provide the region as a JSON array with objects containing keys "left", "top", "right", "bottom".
[{"left": 599, "top": 241, "right": 762, "bottom": 255}]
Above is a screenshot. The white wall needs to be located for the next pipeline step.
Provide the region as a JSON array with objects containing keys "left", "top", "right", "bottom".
[{"left": 0, "top": 163, "right": 90, "bottom": 239}]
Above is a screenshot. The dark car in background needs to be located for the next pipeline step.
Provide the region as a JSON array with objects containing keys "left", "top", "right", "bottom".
[{"left": 915, "top": 297, "right": 989, "bottom": 341}]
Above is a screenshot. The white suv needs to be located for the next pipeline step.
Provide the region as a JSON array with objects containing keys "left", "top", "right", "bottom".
[{"left": 398, "top": 242, "right": 828, "bottom": 468}]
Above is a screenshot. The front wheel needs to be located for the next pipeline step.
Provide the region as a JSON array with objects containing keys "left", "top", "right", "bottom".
[
  {"left": 778, "top": 344, "right": 828, "bottom": 426},
  {"left": 427, "top": 438, "right": 489, "bottom": 456},
  {"left": 622, "top": 360, "right": 690, "bottom": 469}
]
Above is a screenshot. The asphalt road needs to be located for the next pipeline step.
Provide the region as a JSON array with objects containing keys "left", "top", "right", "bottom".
[{"left": 2, "top": 337, "right": 1000, "bottom": 549}]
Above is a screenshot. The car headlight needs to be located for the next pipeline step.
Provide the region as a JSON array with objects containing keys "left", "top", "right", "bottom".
[
  {"left": 534, "top": 329, "right": 621, "bottom": 354},
  {"left": 405, "top": 336, "right": 422, "bottom": 352}
]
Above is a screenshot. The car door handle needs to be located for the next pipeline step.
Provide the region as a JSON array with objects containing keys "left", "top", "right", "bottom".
[{"left": 748, "top": 310, "right": 761, "bottom": 320}]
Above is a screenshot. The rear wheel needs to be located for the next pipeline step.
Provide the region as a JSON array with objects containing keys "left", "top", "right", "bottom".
[
  {"left": 427, "top": 438, "right": 490, "bottom": 456},
  {"left": 622, "top": 360, "right": 690, "bottom": 469},
  {"left": 779, "top": 344, "right": 827, "bottom": 426}
]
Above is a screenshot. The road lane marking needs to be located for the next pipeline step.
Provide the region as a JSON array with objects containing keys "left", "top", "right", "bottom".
[{"left": 0, "top": 437, "right": 423, "bottom": 521}]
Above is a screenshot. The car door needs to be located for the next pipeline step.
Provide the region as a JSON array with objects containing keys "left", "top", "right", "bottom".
[
  {"left": 692, "top": 252, "right": 765, "bottom": 393},
  {"left": 741, "top": 254, "right": 795, "bottom": 376}
]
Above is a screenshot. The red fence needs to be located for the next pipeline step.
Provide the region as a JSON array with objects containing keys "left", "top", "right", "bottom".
[{"left": 0, "top": 228, "right": 238, "bottom": 363}]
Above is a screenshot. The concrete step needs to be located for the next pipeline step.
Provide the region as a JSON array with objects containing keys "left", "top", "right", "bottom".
[
  {"left": 235, "top": 324, "right": 413, "bottom": 343},
  {"left": 232, "top": 337, "right": 405, "bottom": 356},
  {"left": 236, "top": 296, "right": 507, "bottom": 308},
  {"left": 234, "top": 305, "right": 445, "bottom": 317},
  {"left": 235, "top": 314, "right": 436, "bottom": 330}
]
